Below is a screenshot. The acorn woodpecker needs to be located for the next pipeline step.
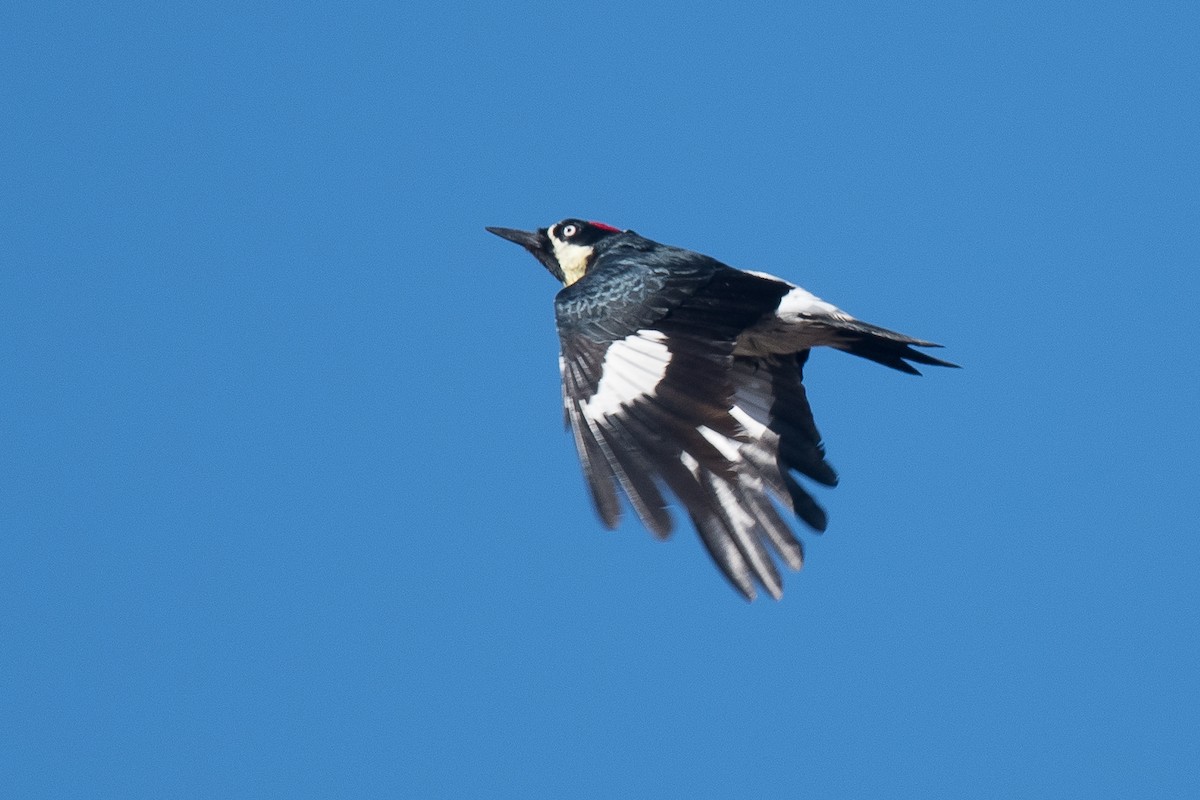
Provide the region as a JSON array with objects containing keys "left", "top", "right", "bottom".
[{"left": 486, "top": 219, "right": 956, "bottom": 600}]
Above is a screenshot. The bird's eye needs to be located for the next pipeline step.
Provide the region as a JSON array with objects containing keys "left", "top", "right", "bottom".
[{"left": 561, "top": 224, "right": 578, "bottom": 238}]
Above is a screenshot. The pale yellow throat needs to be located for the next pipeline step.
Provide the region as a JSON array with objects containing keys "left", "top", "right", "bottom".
[{"left": 552, "top": 239, "right": 593, "bottom": 286}]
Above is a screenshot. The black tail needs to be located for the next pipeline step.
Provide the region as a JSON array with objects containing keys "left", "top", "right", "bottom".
[{"left": 829, "top": 320, "right": 959, "bottom": 375}]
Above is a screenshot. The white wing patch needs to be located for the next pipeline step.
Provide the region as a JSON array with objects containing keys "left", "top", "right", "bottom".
[
  {"left": 673, "top": 360, "right": 781, "bottom": 487},
  {"left": 583, "top": 330, "right": 671, "bottom": 417},
  {"left": 729, "top": 367, "right": 774, "bottom": 440},
  {"left": 695, "top": 373, "right": 782, "bottom": 505},
  {"left": 698, "top": 424, "right": 744, "bottom": 462}
]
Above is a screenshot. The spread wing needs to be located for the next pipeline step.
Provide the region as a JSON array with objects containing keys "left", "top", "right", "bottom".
[{"left": 556, "top": 265, "right": 837, "bottom": 600}]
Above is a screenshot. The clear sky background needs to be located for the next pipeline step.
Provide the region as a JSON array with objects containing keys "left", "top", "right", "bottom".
[{"left": 3, "top": 2, "right": 1198, "bottom": 797}]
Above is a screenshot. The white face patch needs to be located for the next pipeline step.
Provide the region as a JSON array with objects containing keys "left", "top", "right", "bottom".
[
  {"left": 549, "top": 227, "right": 595, "bottom": 286},
  {"left": 582, "top": 330, "right": 671, "bottom": 417}
]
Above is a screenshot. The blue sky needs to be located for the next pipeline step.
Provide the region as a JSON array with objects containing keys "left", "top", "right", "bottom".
[{"left": 3, "top": 1, "right": 1198, "bottom": 797}]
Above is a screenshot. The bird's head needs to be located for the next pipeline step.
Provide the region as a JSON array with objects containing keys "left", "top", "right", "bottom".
[{"left": 486, "top": 218, "right": 624, "bottom": 285}]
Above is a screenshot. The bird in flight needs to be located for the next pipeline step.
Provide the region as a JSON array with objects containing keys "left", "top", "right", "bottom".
[{"left": 487, "top": 219, "right": 956, "bottom": 600}]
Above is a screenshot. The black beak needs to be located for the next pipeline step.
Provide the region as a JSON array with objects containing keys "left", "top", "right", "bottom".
[
  {"left": 486, "top": 226, "right": 544, "bottom": 251},
  {"left": 485, "top": 226, "right": 564, "bottom": 282}
]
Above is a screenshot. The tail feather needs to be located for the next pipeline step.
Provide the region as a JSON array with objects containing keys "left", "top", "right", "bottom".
[{"left": 828, "top": 319, "right": 959, "bottom": 374}]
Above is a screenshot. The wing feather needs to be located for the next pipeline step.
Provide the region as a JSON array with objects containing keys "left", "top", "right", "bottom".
[{"left": 556, "top": 264, "right": 839, "bottom": 599}]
